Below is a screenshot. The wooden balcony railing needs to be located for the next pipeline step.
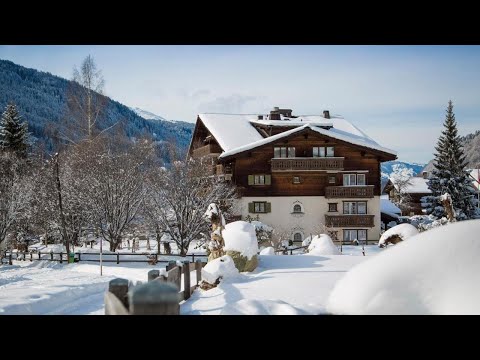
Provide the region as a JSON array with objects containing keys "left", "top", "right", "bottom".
[
  {"left": 325, "top": 186, "right": 374, "bottom": 198},
  {"left": 325, "top": 214, "right": 375, "bottom": 228},
  {"left": 271, "top": 157, "right": 344, "bottom": 172},
  {"left": 192, "top": 144, "right": 222, "bottom": 158}
]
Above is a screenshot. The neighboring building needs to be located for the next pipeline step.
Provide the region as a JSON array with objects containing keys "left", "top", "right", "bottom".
[
  {"left": 469, "top": 169, "right": 480, "bottom": 191},
  {"left": 188, "top": 107, "right": 397, "bottom": 244},
  {"left": 380, "top": 195, "right": 402, "bottom": 229},
  {"left": 384, "top": 173, "right": 432, "bottom": 216}
]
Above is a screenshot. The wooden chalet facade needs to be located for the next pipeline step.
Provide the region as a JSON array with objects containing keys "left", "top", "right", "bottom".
[{"left": 188, "top": 107, "right": 397, "bottom": 244}]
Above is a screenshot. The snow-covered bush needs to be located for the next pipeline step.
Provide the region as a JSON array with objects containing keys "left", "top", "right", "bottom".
[
  {"left": 327, "top": 219, "right": 480, "bottom": 314},
  {"left": 223, "top": 221, "right": 259, "bottom": 272},
  {"left": 201, "top": 255, "right": 239, "bottom": 285},
  {"left": 307, "top": 234, "right": 340, "bottom": 255},
  {"left": 259, "top": 246, "right": 275, "bottom": 255},
  {"left": 378, "top": 223, "right": 419, "bottom": 248},
  {"left": 409, "top": 214, "right": 449, "bottom": 232}
]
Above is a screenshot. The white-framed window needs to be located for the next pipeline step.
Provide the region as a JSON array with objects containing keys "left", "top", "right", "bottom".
[
  {"left": 293, "top": 204, "right": 302, "bottom": 213},
  {"left": 254, "top": 175, "right": 265, "bottom": 185},
  {"left": 313, "top": 146, "right": 335, "bottom": 157},
  {"left": 343, "top": 174, "right": 367, "bottom": 186},
  {"left": 274, "top": 146, "right": 295, "bottom": 158},
  {"left": 343, "top": 201, "right": 367, "bottom": 214},
  {"left": 343, "top": 229, "right": 367, "bottom": 242},
  {"left": 293, "top": 232, "right": 303, "bottom": 242}
]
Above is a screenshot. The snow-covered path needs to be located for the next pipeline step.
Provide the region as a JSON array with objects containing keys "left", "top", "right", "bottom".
[{"left": 181, "top": 253, "right": 374, "bottom": 315}]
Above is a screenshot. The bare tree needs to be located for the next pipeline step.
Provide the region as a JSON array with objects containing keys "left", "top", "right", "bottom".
[
  {"left": 145, "top": 159, "right": 237, "bottom": 256},
  {"left": 390, "top": 169, "right": 414, "bottom": 215},
  {"left": 0, "top": 153, "right": 34, "bottom": 246}
]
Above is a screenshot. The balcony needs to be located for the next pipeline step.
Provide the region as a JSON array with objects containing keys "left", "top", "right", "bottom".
[
  {"left": 325, "top": 214, "right": 375, "bottom": 228},
  {"left": 192, "top": 143, "right": 222, "bottom": 159},
  {"left": 271, "top": 157, "right": 344, "bottom": 172},
  {"left": 325, "top": 186, "right": 374, "bottom": 198}
]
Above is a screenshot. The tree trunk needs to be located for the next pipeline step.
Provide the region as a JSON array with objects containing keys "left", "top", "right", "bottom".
[{"left": 54, "top": 155, "right": 70, "bottom": 256}]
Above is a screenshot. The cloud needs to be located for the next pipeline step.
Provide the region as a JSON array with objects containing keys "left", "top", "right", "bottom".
[{"left": 198, "top": 94, "right": 265, "bottom": 113}]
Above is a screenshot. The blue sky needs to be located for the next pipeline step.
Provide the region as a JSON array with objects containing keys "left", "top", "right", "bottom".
[{"left": 1, "top": 45, "right": 479, "bottom": 163}]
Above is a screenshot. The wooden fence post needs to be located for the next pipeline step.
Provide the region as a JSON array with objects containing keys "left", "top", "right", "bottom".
[
  {"left": 108, "top": 278, "right": 129, "bottom": 309},
  {"left": 195, "top": 260, "right": 202, "bottom": 285},
  {"left": 183, "top": 261, "right": 191, "bottom": 300},
  {"left": 78, "top": 252, "right": 81, "bottom": 262},
  {"left": 129, "top": 281, "right": 180, "bottom": 315},
  {"left": 59, "top": 252, "right": 63, "bottom": 264},
  {"left": 154, "top": 253, "right": 158, "bottom": 264},
  {"left": 167, "top": 260, "right": 176, "bottom": 271},
  {"left": 50, "top": 251, "right": 53, "bottom": 261},
  {"left": 117, "top": 253, "right": 120, "bottom": 264},
  {"left": 192, "top": 254, "right": 195, "bottom": 262},
  {"left": 9, "top": 253, "right": 12, "bottom": 265},
  {"left": 30, "top": 252, "right": 33, "bottom": 262},
  {"left": 148, "top": 269, "right": 160, "bottom": 282},
  {"left": 38, "top": 251, "right": 41, "bottom": 260}
]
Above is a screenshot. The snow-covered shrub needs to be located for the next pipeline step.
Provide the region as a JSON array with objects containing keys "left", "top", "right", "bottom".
[
  {"left": 201, "top": 255, "right": 239, "bottom": 285},
  {"left": 327, "top": 219, "right": 480, "bottom": 314},
  {"left": 223, "top": 221, "right": 259, "bottom": 272},
  {"left": 307, "top": 234, "right": 340, "bottom": 255},
  {"left": 259, "top": 246, "right": 275, "bottom": 255},
  {"left": 378, "top": 223, "right": 419, "bottom": 248},
  {"left": 409, "top": 214, "right": 449, "bottom": 232}
]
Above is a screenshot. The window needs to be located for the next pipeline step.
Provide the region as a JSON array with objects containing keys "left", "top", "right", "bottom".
[
  {"left": 293, "top": 204, "right": 302, "bottom": 213},
  {"left": 293, "top": 176, "right": 301, "bottom": 184},
  {"left": 248, "top": 174, "right": 271, "bottom": 186},
  {"left": 274, "top": 146, "right": 295, "bottom": 158},
  {"left": 254, "top": 202, "right": 266, "bottom": 213},
  {"left": 313, "top": 146, "right": 334, "bottom": 157},
  {"left": 293, "top": 233, "right": 303, "bottom": 242},
  {"left": 343, "top": 174, "right": 367, "bottom": 186},
  {"left": 343, "top": 201, "right": 367, "bottom": 214},
  {"left": 254, "top": 175, "right": 265, "bottom": 185},
  {"left": 328, "top": 176, "right": 336, "bottom": 184},
  {"left": 343, "top": 230, "right": 367, "bottom": 242},
  {"left": 328, "top": 203, "right": 338, "bottom": 212}
]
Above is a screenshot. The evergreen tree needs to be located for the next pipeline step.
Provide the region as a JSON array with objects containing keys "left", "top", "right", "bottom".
[
  {"left": 0, "top": 103, "right": 29, "bottom": 157},
  {"left": 423, "top": 100, "right": 478, "bottom": 220}
]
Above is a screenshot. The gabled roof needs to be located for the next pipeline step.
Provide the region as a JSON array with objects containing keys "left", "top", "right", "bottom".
[
  {"left": 196, "top": 112, "right": 397, "bottom": 160},
  {"left": 390, "top": 176, "right": 432, "bottom": 194}
]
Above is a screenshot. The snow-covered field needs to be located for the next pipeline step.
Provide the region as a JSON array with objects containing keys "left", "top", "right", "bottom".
[{"left": 0, "top": 245, "right": 381, "bottom": 315}]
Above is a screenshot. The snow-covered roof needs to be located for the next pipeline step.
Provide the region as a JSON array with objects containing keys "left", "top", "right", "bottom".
[
  {"left": 198, "top": 113, "right": 397, "bottom": 159},
  {"left": 391, "top": 176, "right": 432, "bottom": 194},
  {"left": 380, "top": 198, "right": 401, "bottom": 215},
  {"left": 469, "top": 169, "right": 480, "bottom": 189},
  {"left": 198, "top": 114, "right": 264, "bottom": 152}
]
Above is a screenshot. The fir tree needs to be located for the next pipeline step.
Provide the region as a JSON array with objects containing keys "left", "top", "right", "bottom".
[
  {"left": 0, "top": 103, "right": 29, "bottom": 157},
  {"left": 423, "top": 100, "right": 478, "bottom": 220}
]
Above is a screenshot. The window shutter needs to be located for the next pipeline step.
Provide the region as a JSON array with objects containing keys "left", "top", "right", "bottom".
[
  {"left": 248, "top": 175, "right": 254, "bottom": 185},
  {"left": 248, "top": 202, "right": 254, "bottom": 213},
  {"left": 265, "top": 174, "right": 271, "bottom": 185},
  {"left": 265, "top": 202, "right": 271, "bottom": 213}
]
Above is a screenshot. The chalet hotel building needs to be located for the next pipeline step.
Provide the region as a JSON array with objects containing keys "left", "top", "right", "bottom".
[{"left": 188, "top": 107, "right": 397, "bottom": 244}]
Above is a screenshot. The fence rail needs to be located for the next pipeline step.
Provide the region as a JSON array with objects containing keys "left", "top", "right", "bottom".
[{"left": 0, "top": 250, "right": 207, "bottom": 266}]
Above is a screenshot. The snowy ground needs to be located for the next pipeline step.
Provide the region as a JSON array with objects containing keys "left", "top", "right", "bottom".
[{"left": 0, "top": 245, "right": 382, "bottom": 315}]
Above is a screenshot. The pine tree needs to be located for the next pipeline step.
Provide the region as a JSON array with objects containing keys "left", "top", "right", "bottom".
[
  {"left": 0, "top": 103, "right": 29, "bottom": 158},
  {"left": 423, "top": 100, "right": 478, "bottom": 220}
]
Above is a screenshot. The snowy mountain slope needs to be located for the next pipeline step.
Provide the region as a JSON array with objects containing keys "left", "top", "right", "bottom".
[
  {"left": 129, "top": 107, "right": 172, "bottom": 122},
  {"left": 381, "top": 161, "right": 425, "bottom": 180}
]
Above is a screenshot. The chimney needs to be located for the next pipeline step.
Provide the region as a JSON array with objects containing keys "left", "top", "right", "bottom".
[
  {"left": 323, "top": 110, "right": 330, "bottom": 119},
  {"left": 422, "top": 171, "right": 428, "bottom": 179}
]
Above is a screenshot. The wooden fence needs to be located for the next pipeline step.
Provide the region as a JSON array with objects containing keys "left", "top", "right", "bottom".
[
  {"left": 0, "top": 250, "right": 206, "bottom": 266},
  {"left": 104, "top": 260, "right": 206, "bottom": 315}
]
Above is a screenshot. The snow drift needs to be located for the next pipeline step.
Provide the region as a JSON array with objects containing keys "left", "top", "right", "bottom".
[
  {"left": 327, "top": 219, "right": 480, "bottom": 314},
  {"left": 307, "top": 234, "right": 340, "bottom": 255},
  {"left": 220, "top": 299, "right": 303, "bottom": 315},
  {"left": 223, "top": 221, "right": 259, "bottom": 259},
  {"left": 259, "top": 247, "right": 275, "bottom": 255}
]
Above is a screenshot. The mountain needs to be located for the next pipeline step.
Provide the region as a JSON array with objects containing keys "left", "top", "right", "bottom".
[
  {"left": 380, "top": 161, "right": 426, "bottom": 192},
  {"left": 0, "top": 59, "right": 194, "bottom": 154},
  {"left": 423, "top": 130, "right": 480, "bottom": 172},
  {"left": 130, "top": 107, "right": 171, "bottom": 122}
]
